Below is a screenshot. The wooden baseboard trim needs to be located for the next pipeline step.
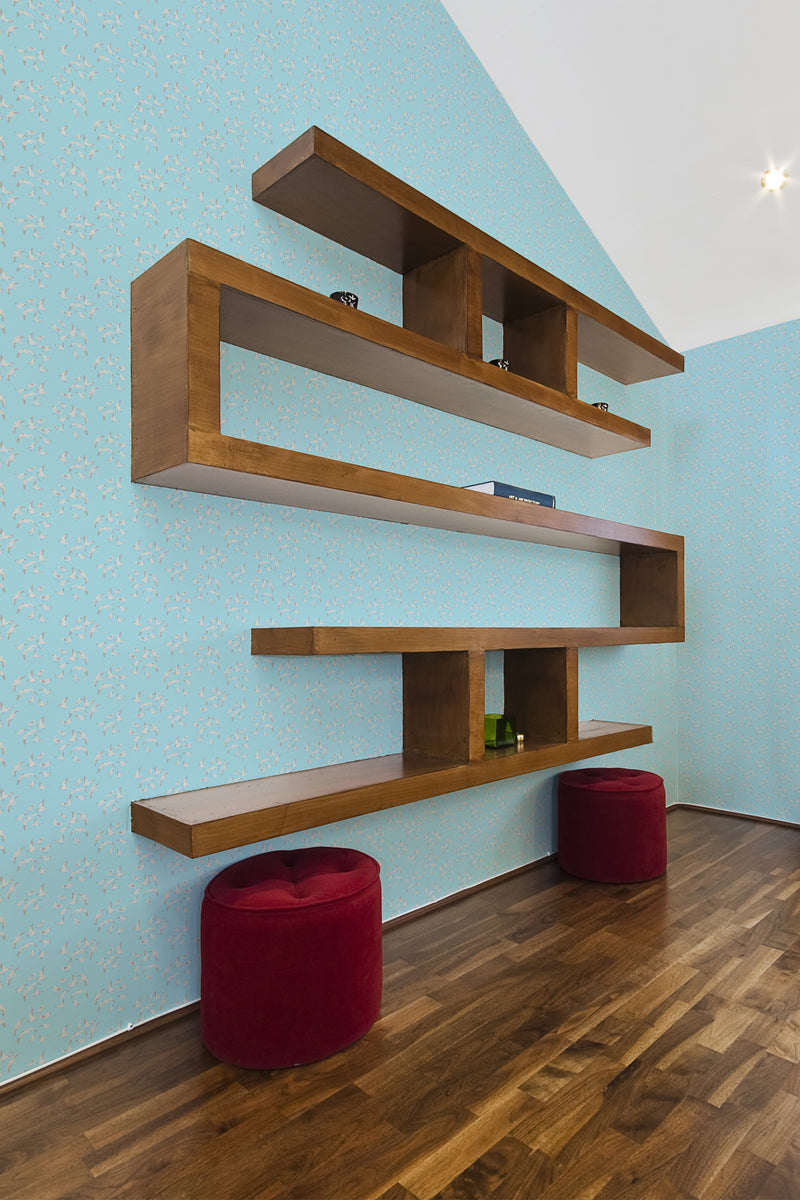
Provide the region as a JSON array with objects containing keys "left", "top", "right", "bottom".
[
  {"left": 0, "top": 854, "right": 559, "bottom": 1099},
  {"left": 667, "top": 802, "right": 800, "bottom": 831},
  {"left": 382, "top": 853, "right": 558, "bottom": 930},
  {"left": 0, "top": 1003, "right": 200, "bottom": 1100}
]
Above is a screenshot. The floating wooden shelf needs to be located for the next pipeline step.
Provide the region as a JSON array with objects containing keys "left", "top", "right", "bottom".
[
  {"left": 132, "top": 624, "right": 682, "bottom": 857},
  {"left": 252, "top": 126, "right": 684, "bottom": 387},
  {"left": 131, "top": 247, "right": 685, "bottom": 615},
  {"left": 251, "top": 625, "right": 684, "bottom": 656},
  {"left": 131, "top": 240, "right": 653, "bottom": 471},
  {"left": 131, "top": 722, "right": 652, "bottom": 858}
]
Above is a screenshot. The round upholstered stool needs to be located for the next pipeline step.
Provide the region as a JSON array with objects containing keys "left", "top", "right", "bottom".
[
  {"left": 201, "top": 846, "right": 382, "bottom": 1068},
  {"left": 557, "top": 767, "right": 667, "bottom": 883}
]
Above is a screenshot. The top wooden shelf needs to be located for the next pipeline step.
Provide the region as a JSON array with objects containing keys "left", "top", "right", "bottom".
[{"left": 252, "top": 127, "right": 684, "bottom": 387}]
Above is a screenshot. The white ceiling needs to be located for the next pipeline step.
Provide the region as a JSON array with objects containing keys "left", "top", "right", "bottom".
[{"left": 441, "top": 0, "right": 800, "bottom": 352}]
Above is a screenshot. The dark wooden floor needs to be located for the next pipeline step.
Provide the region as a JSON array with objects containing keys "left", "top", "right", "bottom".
[{"left": 3, "top": 808, "right": 800, "bottom": 1200}]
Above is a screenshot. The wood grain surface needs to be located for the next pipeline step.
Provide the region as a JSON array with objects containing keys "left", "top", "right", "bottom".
[
  {"left": 131, "top": 721, "right": 652, "bottom": 857},
  {"left": 5, "top": 808, "right": 800, "bottom": 1198},
  {"left": 131, "top": 238, "right": 653, "bottom": 460},
  {"left": 251, "top": 127, "right": 685, "bottom": 384}
]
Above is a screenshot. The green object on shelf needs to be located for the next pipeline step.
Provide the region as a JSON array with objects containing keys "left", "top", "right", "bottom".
[{"left": 484, "top": 713, "right": 516, "bottom": 749}]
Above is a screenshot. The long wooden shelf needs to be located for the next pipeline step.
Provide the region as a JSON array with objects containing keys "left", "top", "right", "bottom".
[
  {"left": 130, "top": 241, "right": 684, "bottom": 630},
  {"left": 139, "top": 427, "right": 678, "bottom": 554},
  {"left": 131, "top": 721, "right": 652, "bottom": 858},
  {"left": 132, "top": 239, "right": 652, "bottom": 462},
  {"left": 251, "top": 625, "right": 684, "bottom": 656},
  {"left": 252, "top": 127, "right": 684, "bottom": 386}
]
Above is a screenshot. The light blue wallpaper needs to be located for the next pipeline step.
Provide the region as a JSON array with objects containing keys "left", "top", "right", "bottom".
[
  {"left": 2, "top": 0, "right": 679, "bottom": 1082},
  {"left": 672, "top": 321, "right": 800, "bottom": 823}
]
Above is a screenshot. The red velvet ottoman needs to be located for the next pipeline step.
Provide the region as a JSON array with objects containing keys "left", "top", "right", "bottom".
[
  {"left": 557, "top": 767, "right": 667, "bottom": 883},
  {"left": 201, "top": 846, "right": 382, "bottom": 1068}
]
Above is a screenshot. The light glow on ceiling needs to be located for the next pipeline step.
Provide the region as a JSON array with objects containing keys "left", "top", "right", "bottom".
[{"left": 761, "top": 166, "right": 788, "bottom": 191}]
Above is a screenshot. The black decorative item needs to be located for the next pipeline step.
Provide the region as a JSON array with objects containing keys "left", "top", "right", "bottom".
[
  {"left": 592, "top": 402, "right": 609, "bottom": 412},
  {"left": 330, "top": 290, "right": 359, "bottom": 308},
  {"left": 489, "top": 358, "right": 510, "bottom": 370}
]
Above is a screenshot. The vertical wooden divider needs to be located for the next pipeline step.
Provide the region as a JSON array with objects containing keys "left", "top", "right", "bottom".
[
  {"left": 402, "top": 245, "right": 483, "bottom": 358},
  {"left": 131, "top": 245, "right": 224, "bottom": 484},
  {"left": 504, "top": 647, "right": 579, "bottom": 745},
  {"left": 503, "top": 304, "right": 578, "bottom": 396},
  {"left": 403, "top": 650, "right": 485, "bottom": 764},
  {"left": 131, "top": 243, "right": 191, "bottom": 480},
  {"left": 188, "top": 274, "right": 223, "bottom": 433}
]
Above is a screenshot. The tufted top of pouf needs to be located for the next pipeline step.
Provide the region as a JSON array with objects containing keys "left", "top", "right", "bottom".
[
  {"left": 205, "top": 846, "right": 380, "bottom": 911},
  {"left": 560, "top": 767, "right": 663, "bottom": 792}
]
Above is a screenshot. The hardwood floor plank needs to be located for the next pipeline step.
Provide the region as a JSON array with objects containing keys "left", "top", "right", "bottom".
[
  {"left": 693, "top": 995, "right": 758, "bottom": 1053},
  {"left": 759, "top": 1143, "right": 800, "bottom": 1199},
  {"left": 742, "top": 1087, "right": 800, "bottom": 1164},
  {"left": 432, "top": 1137, "right": 553, "bottom": 1200},
  {"left": 605, "top": 1001, "right": 692, "bottom": 1069},
  {"left": 513, "top": 1055, "right": 623, "bottom": 1155},
  {"left": 664, "top": 1097, "right": 765, "bottom": 1198},
  {"left": 534, "top": 1129, "right": 638, "bottom": 1200},
  {"left": 375, "top": 1186, "right": 422, "bottom": 1200},
  {"left": 586, "top": 1060, "right": 684, "bottom": 1145},
  {"left": 595, "top": 1096, "right": 710, "bottom": 1198},
  {"left": 744, "top": 1010, "right": 800, "bottom": 1064},
  {"left": 83, "top": 1063, "right": 241, "bottom": 1149},
  {"left": 398, "top": 1090, "right": 536, "bottom": 1200},
  {"left": 698, "top": 1148, "right": 778, "bottom": 1200}
]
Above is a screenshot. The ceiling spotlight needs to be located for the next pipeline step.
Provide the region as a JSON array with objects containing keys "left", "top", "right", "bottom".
[{"left": 761, "top": 167, "right": 788, "bottom": 191}]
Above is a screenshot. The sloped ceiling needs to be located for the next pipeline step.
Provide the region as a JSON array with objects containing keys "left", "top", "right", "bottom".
[{"left": 441, "top": 0, "right": 800, "bottom": 351}]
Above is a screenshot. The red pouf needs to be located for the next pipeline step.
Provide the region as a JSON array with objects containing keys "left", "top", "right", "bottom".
[
  {"left": 201, "top": 846, "right": 382, "bottom": 1068},
  {"left": 557, "top": 767, "right": 667, "bottom": 883}
]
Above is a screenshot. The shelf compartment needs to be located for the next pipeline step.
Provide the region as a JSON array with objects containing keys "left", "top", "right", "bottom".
[
  {"left": 131, "top": 720, "right": 652, "bottom": 858},
  {"left": 251, "top": 126, "right": 684, "bottom": 386},
  {"left": 131, "top": 239, "right": 651, "bottom": 461}
]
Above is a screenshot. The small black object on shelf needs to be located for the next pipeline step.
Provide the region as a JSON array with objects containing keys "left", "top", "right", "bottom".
[
  {"left": 592, "top": 402, "right": 609, "bottom": 412},
  {"left": 489, "top": 358, "right": 510, "bottom": 370},
  {"left": 330, "top": 291, "right": 359, "bottom": 308}
]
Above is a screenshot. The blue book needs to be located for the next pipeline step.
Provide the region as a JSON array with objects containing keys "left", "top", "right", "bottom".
[{"left": 464, "top": 480, "right": 556, "bottom": 508}]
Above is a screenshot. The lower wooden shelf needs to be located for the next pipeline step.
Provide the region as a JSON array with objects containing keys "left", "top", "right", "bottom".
[
  {"left": 131, "top": 719, "right": 651, "bottom": 858},
  {"left": 251, "top": 625, "right": 683, "bottom": 655}
]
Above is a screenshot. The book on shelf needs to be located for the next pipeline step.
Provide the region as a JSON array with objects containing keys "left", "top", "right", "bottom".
[{"left": 463, "top": 480, "right": 556, "bottom": 508}]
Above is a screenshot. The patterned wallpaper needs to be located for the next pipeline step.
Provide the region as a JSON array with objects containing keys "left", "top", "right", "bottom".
[
  {"left": 3, "top": 0, "right": 679, "bottom": 1082},
  {"left": 672, "top": 321, "right": 800, "bottom": 824}
]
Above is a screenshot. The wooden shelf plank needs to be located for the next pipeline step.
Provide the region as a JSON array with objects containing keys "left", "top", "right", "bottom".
[
  {"left": 251, "top": 626, "right": 684, "bottom": 656},
  {"left": 219, "top": 274, "right": 649, "bottom": 455},
  {"left": 137, "top": 428, "right": 683, "bottom": 561},
  {"left": 251, "top": 127, "right": 684, "bottom": 386},
  {"left": 131, "top": 720, "right": 652, "bottom": 858},
  {"left": 130, "top": 240, "right": 651, "bottom": 463}
]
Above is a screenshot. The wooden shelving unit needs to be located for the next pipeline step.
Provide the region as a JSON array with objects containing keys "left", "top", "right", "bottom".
[
  {"left": 129, "top": 131, "right": 685, "bottom": 859},
  {"left": 131, "top": 239, "right": 653, "bottom": 476},
  {"left": 129, "top": 245, "right": 686, "bottom": 566},
  {"left": 252, "top": 126, "right": 684, "bottom": 388},
  {"left": 131, "top": 625, "right": 674, "bottom": 858}
]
